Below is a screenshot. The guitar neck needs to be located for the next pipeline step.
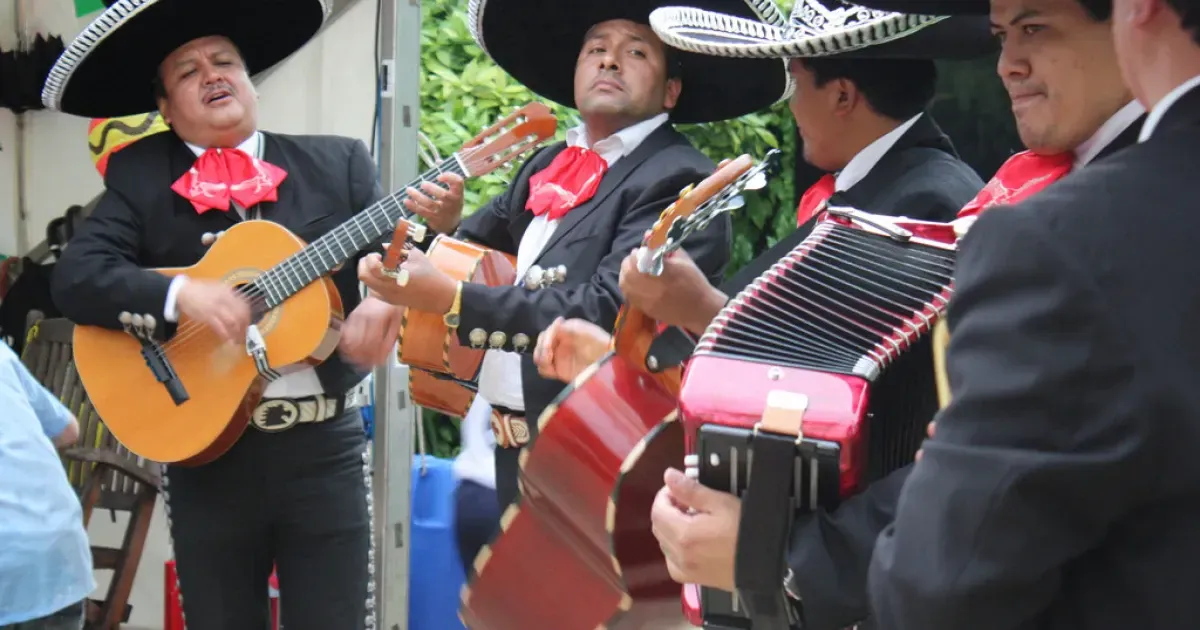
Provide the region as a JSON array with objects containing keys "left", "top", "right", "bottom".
[{"left": 252, "top": 154, "right": 468, "bottom": 308}]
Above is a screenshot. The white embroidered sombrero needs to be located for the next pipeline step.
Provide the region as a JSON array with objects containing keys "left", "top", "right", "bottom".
[
  {"left": 42, "top": 0, "right": 329, "bottom": 118},
  {"left": 467, "top": 0, "right": 795, "bottom": 124},
  {"left": 649, "top": 0, "right": 996, "bottom": 60}
]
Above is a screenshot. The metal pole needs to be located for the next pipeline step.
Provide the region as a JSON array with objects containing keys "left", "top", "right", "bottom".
[
  {"left": 13, "top": 0, "right": 29, "bottom": 255},
  {"left": 372, "top": 0, "right": 422, "bottom": 628}
]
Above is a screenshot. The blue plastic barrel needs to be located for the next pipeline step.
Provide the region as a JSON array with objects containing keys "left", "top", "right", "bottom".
[{"left": 408, "top": 456, "right": 467, "bottom": 630}]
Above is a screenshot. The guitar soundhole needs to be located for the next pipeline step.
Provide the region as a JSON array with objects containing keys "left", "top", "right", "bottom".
[{"left": 233, "top": 282, "right": 273, "bottom": 326}]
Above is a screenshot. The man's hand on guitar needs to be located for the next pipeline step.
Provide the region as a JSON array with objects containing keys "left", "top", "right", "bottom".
[
  {"left": 619, "top": 248, "right": 727, "bottom": 336},
  {"left": 533, "top": 316, "right": 612, "bottom": 382},
  {"left": 176, "top": 279, "right": 251, "bottom": 344},
  {"left": 404, "top": 173, "right": 465, "bottom": 235},
  {"left": 650, "top": 467, "right": 739, "bottom": 593},
  {"left": 338, "top": 296, "right": 404, "bottom": 369},
  {"left": 357, "top": 248, "right": 457, "bottom": 314}
]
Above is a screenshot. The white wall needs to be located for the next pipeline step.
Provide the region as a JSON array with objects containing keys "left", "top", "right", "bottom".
[
  {"left": 3, "top": 0, "right": 379, "bottom": 260},
  {"left": 2, "top": 0, "right": 381, "bottom": 626}
]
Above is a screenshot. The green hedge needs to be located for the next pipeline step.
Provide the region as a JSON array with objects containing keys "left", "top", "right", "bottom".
[{"left": 414, "top": 0, "right": 798, "bottom": 457}]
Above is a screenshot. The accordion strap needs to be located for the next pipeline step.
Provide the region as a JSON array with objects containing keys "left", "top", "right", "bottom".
[{"left": 735, "top": 427, "right": 800, "bottom": 629}]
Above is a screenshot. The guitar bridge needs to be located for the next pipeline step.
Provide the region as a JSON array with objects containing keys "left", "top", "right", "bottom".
[
  {"left": 120, "top": 312, "right": 189, "bottom": 406},
  {"left": 245, "top": 325, "right": 281, "bottom": 381}
]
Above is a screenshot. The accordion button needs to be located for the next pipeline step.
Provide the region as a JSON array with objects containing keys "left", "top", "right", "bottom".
[
  {"left": 683, "top": 454, "right": 699, "bottom": 467},
  {"left": 685, "top": 468, "right": 699, "bottom": 479}
]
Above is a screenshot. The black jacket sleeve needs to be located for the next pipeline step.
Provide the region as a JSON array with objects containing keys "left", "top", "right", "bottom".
[
  {"left": 784, "top": 465, "right": 911, "bottom": 629},
  {"left": 50, "top": 183, "right": 170, "bottom": 330},
  {"left": 867, "top": 206, "right": 1158, "bottom": 630}
]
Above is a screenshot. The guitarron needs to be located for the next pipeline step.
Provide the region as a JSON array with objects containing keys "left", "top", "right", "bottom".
[
  {"left": 71, "top": 103, "right": 558, "bottom": 465},
  {"left": 458, "top": 151, "right": 778, "bottom": 630},
  {"left": 678, "top": 207, "right": 958, "bottom": 628}
]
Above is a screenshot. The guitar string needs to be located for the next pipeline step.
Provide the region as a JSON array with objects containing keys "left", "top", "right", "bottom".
[{"left": 152, "top": 140, "right": 507, "bottom": 359}]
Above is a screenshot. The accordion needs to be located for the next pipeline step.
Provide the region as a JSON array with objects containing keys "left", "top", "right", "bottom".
[{"left": 677, "top": 207, "right": 958, "bottom": 629}]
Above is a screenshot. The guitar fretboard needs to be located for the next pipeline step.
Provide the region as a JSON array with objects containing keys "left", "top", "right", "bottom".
[{"left": 249, "top": 154, "right": 467, "bottom": 308}]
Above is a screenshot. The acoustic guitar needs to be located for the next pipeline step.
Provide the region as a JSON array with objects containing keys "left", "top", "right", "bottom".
[
  {"left": 71, "top": 103, "right": 558, "bottom": 466},
  {"left": 459, "top": 151, "right": 778, "bottom": 630},
  {"left": 376, "top": 196, "right": 567, "bottom": 419}
]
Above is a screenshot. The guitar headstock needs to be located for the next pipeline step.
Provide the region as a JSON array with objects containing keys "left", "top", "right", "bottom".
[
  {"left": 457, "top": 103, "right": 558, "bottom": 178},
  {"left": 522, "top": 264, "right": 567, "bottom": 290},
  {"left": 380, "top": 220, "right": 428, "bottom": 286},
  {"left": 637, "top": 150, "right": 780, "bottom": 275}
]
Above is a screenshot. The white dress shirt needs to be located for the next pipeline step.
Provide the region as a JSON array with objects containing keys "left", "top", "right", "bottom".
[
  {"left": 452, "top": 395, "right": 497, "bottom": 488},
  {"left": 476, "top": 113, "right": 670, "bottom": 412},
  {"left": 164, "top": 131, "right": 324, "bottom": 399},
  {"left": 1139, "top": 74, "right": 1200, "bottom": 142},
  {"left": 833, "top": 113, "right": 923, "bottom": 192},
  {"left": 1075, "top": 100, "right": 1145, "bottom": 169}
]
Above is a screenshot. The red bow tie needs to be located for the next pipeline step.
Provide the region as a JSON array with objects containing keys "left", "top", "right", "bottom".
[
  {"left": 958, "top": 151, "right": 1074, "bottom": 219},
  {"left": 171, "top": 147, "right": 288, "bottom": 215},
  {"left": 796, "top": 173, "right": 836, "bottom": 227},
  {"left": 525, "top": 146, "right": 609, "bottom": 221}
]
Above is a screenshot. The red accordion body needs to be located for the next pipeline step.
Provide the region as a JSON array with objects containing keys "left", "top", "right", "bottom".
[{"left": 678, "top": 209, "right": 959, "bottom": 627}]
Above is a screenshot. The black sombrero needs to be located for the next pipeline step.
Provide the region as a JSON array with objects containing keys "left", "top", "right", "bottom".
[
  {"left": 42, "top": 0, "right": 329, "bottom": 118},
  {"left": 853, "top": 0, "right": 1111, "bottom": 17},
  {"left": 467, "top": 0, "right": 795, "bottom": 124},
  {"left": 649, "top": 0, "right": 996, "bottom": 60},
  {"left": 846, "top": 1, "right": 988, "bottom": 14}
]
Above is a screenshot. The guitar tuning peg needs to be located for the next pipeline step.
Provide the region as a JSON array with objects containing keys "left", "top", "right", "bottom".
[
  {"left": 550, "top": 265, "right": 567, "bottom": 284},
  {"left": 144, "top": 315, "right": 158, "bottom": 332},
  {"left": 118, "top": 312, "right": 133, "bottom": 326}
]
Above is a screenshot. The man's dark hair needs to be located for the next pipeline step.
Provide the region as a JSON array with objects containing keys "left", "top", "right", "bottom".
[
  {"left": 1165, "top": 0, "right": 1200, "bottom": 45},
  {"left": 799, "top": 57, "right": 938, "bottom": 122},
  {"left": 1078, "top": 0, "right": 1113, "bottom": 20}
]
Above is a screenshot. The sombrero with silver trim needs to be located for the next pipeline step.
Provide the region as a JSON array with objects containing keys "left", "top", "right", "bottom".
[
  {"left": 42, "top": 0, "right": 329, "bottom": 118},
  {"left": 468, "top": 0, "right": 794, "bottom": 124},
  {"left": 649, "top": 0, "right": 996, "bottom": 60}
]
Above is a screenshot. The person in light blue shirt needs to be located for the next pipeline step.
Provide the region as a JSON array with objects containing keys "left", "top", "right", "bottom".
[{"left": 0, "top": 343, "right": 93, "bottom": 630}]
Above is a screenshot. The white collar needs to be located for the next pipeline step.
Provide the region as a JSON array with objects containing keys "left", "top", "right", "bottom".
[
  {"left": 835, "top": 113, "right": 922, "bottom": 192},
  {"left": 1139, "top": 74, "right": 1200, "bottom": 142},
  {"left": 565, "top": 113, "right": 669, "bottom": 167},
  {"left": 184, "top": 131, "right": 262, "bottom": 158},
  {"left": 1074, "top": 100, "right": 1145, "bottom": 168}
]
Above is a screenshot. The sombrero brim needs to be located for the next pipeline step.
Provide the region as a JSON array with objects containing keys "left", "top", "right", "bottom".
[
  {"left": 650, "top": 6, "right": 996, "bottom": 59},
  {"left": 849, "top": 1, "right": 989, "bottom": 15},
  {"left": 43, "top": 0, "right": 328, "bottom": 118},
  {"left": 468, "top": 0, "right": 793, "bottom": 124}
]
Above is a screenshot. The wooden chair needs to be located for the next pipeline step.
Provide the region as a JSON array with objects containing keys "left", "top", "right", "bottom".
[{"left": 22, "top": 315, "right": 162, "bottom": 630}]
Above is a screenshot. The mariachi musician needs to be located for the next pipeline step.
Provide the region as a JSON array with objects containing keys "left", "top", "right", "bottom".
[
  {"left": 43, "top": 1, "right": 399, "bottom": 627},
  {"left": 867, "top": 0, "right": 1200, "bottom": 626},
  {"left": 536, "top": 1, "right": 994, "bottom": 626},
  {"left": 639, "top": 0, "right": 1151, "bottom": 628},
  {"left": 355, "top": 0, "right": 792, "bottom": 513}
]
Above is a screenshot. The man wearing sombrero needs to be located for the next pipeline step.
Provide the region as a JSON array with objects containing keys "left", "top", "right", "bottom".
[
  {"left": 534, "top": 3, "right": 993, "bottom": 626},
  {"left": 638, "top": 1, "right": 1151, "bottom": 628},
  {"left": 355, "top": 0, "right": 792, "bottom": 514},
  {"left": 42, "top": 1, "right": 401, "bottom": 628}
]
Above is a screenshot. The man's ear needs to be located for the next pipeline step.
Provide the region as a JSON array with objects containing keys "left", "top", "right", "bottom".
[
  {"left": 832, "top": 77, "right": 857, "bottom": 116},
  {"left": 157, "top": 100, "right": 171, "bottom": 126},
  {"left": 663, "top": 77, "right": 682, "bottom": 111}
]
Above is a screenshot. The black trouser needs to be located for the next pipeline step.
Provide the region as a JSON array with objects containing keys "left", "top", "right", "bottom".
[
  {"left": 454, "top": 479, "right": 500, "bottom": 574},
  {"left": 163, "top": 410, "right": 372, "bottom": 630},
  {"left": 493, "top": 445, "right": 522, "bottom": 513}
]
